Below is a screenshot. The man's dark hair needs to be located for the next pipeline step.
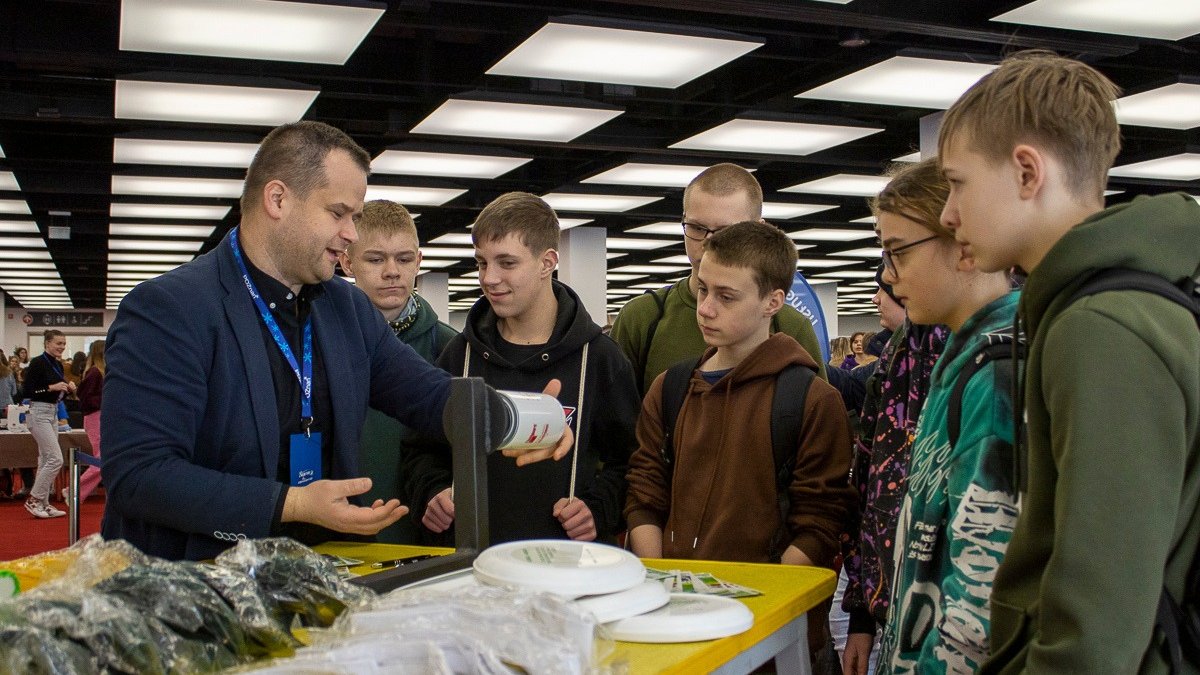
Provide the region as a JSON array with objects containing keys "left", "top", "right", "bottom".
[{"left": 240, "top": 121, "right": 371, "bottom": 213}]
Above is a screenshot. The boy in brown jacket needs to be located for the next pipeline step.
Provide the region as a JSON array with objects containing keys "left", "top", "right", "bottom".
[{"left": 624, "top": 220, "right": 856, "bottom": 668}]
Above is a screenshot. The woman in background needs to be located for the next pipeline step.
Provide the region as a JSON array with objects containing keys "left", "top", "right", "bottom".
[
  {"left": 21, "top": 329, "right": 72, "bottom": 518},
  {"left": 72, "top": 339, "right": 105, "bottom": 504},
  {"left": 828, "top": 336, "right": 852, "bottom": 368}
]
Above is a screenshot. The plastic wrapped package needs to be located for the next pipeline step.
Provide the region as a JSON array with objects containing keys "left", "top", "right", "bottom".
[
  {"left": 14, "top": 591, "right": 175, "bottom": 675},
  {"left": 0, "top": 534, "right": 149, "bottom": 597},
  {"left": 0, "top": 623, "right": 95, "bottom": 674},
  {"left": 320, "top": 585, "right": 610, "bottom": 675},
  {"left": 95, "top": 561, "right": 254, "bottom": 670},
  {"left": 215, "top": 538, "right": 374, "bottom": 628},
  {"left": 234, "top": 635, "right": 483, "bottom": 674},
  {"left": 184, "top": 561, "right": 300, "bottom": 659}
]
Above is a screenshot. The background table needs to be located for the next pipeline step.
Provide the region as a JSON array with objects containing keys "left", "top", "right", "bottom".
[
  {"left": 318, "top": 542, "right": 835, "bottom": 675},
  {"left": 0, "top": 430, "right": 92, "bottom": 468}
]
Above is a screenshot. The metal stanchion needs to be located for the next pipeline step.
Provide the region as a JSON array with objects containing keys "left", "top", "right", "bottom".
[{"left": 68, "top": 448, "right": 102, "bottom": 545}]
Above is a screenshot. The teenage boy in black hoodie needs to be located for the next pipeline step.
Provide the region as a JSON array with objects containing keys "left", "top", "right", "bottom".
[{"left": 403, "top": 192, "right": 639, "bottom": 544}]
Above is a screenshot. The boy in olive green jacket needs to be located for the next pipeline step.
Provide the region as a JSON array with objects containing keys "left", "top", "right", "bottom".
[{"left": 938, "top": 50, "right": 1200, "bottom": 673}]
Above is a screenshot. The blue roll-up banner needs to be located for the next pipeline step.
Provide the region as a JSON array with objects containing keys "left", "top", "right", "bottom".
[{"left": 786, "top": 271, "right": 830, "bottom": 362}]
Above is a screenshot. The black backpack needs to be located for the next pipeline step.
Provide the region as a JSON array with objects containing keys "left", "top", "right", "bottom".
[
  {"left": 658, "top": 356, "right": 815, "bottom": 561},
  {"left": 946, "top": 328, "right": 1026, "bottom": 451},
  {"left": 1049, "top": 268, "right": 1200, "bottom": 673}
]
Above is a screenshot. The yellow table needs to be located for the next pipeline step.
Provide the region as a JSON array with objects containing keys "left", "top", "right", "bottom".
[{"left": 318, "top": 542, "right": 835, "bottom": 675}]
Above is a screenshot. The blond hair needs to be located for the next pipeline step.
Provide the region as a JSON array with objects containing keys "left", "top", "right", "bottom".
[
  {"left": 872, "top": 157, "right": 953, "bottom": 239},
  {"left": 704, "top": 220, "right": 796, "bottom": 297},
  {"left": 683, "top": 163, "right": 763, "bottom": 219},
  {"left": 85, "top": 339, "right": 106, "bottom": 376},
  {"left": 350, "top": 200, "right": 418, "bottom": 253},
  {"left": 471, "top": 192, "right": 559, "bottom": 255},
  {"left": 939, "top": 50, "right": 1121, "bottom": 200}
]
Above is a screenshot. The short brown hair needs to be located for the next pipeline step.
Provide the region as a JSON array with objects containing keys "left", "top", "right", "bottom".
[
  {"left": 872, "top": 157, "right": 953, "bottom": 239},
  {"left": 704, "top": 220, "right": 797, "bottom": 297},
  {"left": 42, "top": 329, "right": 64, "bottom": 345},
  {"left": 939, "top": 50, "right": 1121, "bottom": 199},
  {"left": 240, "top": 121, "right": 371, "bottom": 214},
  {"left": 683, "top": 163, "right": 763, "bottom": 219},
  {"left": 350, "top": 200, "right": 418, "bottom": 253},
  {"left": 471, "top": 192, "right": 559, "bottom": 255}
]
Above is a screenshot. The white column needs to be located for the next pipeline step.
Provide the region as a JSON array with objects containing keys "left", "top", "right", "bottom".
[
  {"left": 919, "top": 111, "right": 944, "bottom": 159},
  {"left": 418, "top": 272, "right": 449, "bottom": 319},
  {"left": 0, "top": 295, "right": 6, "bottom": 355},
  {"left": 812, "top": 281, "right": 839, "bottom": 341},
  {"left": 557, "top": 226, "right": 607, "bottom": 324}
]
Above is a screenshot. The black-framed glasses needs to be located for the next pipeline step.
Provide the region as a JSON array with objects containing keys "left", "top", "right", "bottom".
[
  {"left": 881, "top": 234, "right": 940, "bottom": 277},
  {"left": 682, "top": 221, "right": 720, "bottom": 241}
]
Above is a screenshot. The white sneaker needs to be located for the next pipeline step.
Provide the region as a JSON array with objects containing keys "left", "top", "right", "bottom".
[{"left": 25, "top": 498, "right": 65, "bottom": 519}]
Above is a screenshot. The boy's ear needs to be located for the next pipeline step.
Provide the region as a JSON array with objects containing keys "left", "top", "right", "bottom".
[
  {"left": 539, "top": 248, "right": 559, "bottom": 278},
  {"left": 764, "top": 288, "right": 786, "bottom": 317},
  {"left": 1012, "top": 144, "right": 1046, "bottom": 200}
]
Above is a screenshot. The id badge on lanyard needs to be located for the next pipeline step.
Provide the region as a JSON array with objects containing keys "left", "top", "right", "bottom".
[{"left": 230, "top": 228, "right": 321, "bottom": 487}]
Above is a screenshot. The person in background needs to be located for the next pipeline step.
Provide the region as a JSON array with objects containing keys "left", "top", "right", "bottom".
[
  {"left": 338, "top": 199, "right": 456, "bottom": 544},
  {"left": 610, "top": 163, "right": 826, "bottom": 395},
  {"left": 828, "top": 336, "right": 852, "bottom": 368},
  {"left": 14, "top": 346, "right": 28, "bottom": 365},
  {"left": 21, "top": 329, "right": 72, "bottom": 519},
  {"left": 0, "top": 355, "right": 16, "bottom": 405},
  {"left": 68, "top": 339, "right": 105, "bottom": 506},
  {"left": 840, "top": 332, "right": 865, "bottom": 370},
  {"left": 855, "top": 332, "right": 879, "bottom": 368},
  {"left": 66, "top": 350, "right": 86, "bottom": 390},
  {"left": 8, "top": 355, "right": 24, "bottom": 399}
]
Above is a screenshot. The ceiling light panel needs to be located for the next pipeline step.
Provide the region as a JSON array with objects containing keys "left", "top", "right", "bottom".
[
  {"left": 415, "top": 246, "right": 475, "bottom": 258},
  {"left": 992, "top": 0, "right": 1200, "bottom": 41},
  {"left": 109, "top": 224, "right": 216, "bottom": 238},
  {"left": 109, "top": 239, "right": 205, "bottom": 252},
  {"left": 781, "top": 174, "right": 891, "bottom": 197},
  {"left": 119, "top": 0, "right": 384, "bottom": 65},
  {"left": 0, "top": 237, "right": 47, "bottom": 248},
  {"left": 114, "top": 138, "right": 259, "bottom": 167},
  {"left": 831, "top": 247, "right": 885, "bottom": 257},
  {"left": 605, "top": 237, "right": 676, "bottom": 250},
  {"left": 365, "top": 185, "right": 467, "bottom": 206},
  {"left": 796, "top": 258, "right": 856, "bottom": 268},
  {"left": 430, "top": 233, "right": 475, "bottom": 245},
  {"left": 893, "top": 151, "right": 922, "bottom": 162},
  {"left": 372, "top": 150, "right": 531, "bottom": 179},
  {"left": 111, "top": 203, "right": 232, "bottom": 220},
  {"left": 0, "top": 172, "right": 19, "bottom": 191},
  {"left": 850, "top": 215, "right": 877, "bottom": 223},
  {"left": 411, "top": 99, "right": 622, "bottom": 143},
  {"left": 542, "top": 193, "right": 662, "bottom": 212},
  {"left": 1108, "top": 153, "right": 1200, "bottom": 180},
  {"left": 789, "top": 228, "right": 876, "bottom": 241},
  {"left": 611, "top": 264, "right": 691, "bottom": 274},
  {"left": 417, "top": 259, "right": 456, "bottom": 269},
  {"left": 626, "top": 221, "right": 683, "bottom": 236},
  {"left": 813, "top": 270, "right": 879, "bottom": 279},
  {"left": 0, "top": 200, "right": 30, "bottom": 215},
  {"left": 112, "top": 176, "right": 244, "bottom": 198},
  {"left": 761, "top": 202, "right": 838, "bottom": 220},
  {"left": 115, "top": 80, "right": 318, "bottom": 126},
  {"left": 1115, "top": 83, "right": 1200, "bottom": 129},
  {"left": 0, "top": 261, "right": 58, "bottom": 270},
  {"left": 653, "top": 255, "right": 690, "bottom": 264},
  {"left": 108, "top": 263, "right": 181, "bottom": 273},
  {"left": 557, "top": 218, "right": 594, "bottom": 229},
  {"left": 670, "top": 119, "right": 881, "bottom": 155},
  {"left": 486, "top": 21, "right": 761, "bottom": 88},
  {"left": 0, "top": 249, "right": 50, "bottom": 260},
  {"left": 583, "top": 162, "right": 714, "bottom": 188},
  {"left": 798, "top": 56, "right": 996, "bottom": 109},
  {"left": 108, "top": 252, "right": 195, "bottom": 263},
  {"left": 0, "top": 221, "right": 39, "bottom": 234}
]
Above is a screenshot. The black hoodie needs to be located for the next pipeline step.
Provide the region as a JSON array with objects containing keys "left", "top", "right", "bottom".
[{"left": 402, "top": 280, "right": 640, "bottom": 544}]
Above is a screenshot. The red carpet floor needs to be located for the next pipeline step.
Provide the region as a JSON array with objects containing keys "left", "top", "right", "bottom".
[{"left": 0, "top": 493, "right": 104, "bottom": 561}]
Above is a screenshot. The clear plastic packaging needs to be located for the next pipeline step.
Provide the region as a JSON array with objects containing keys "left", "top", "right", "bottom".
[{"left": 215, "top": 537, "right": 375, "bottom": 628}]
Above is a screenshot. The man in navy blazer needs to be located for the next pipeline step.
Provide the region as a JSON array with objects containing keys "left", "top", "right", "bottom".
[{"left": 101, "top": 122, "right": 568, "bottom": 560}]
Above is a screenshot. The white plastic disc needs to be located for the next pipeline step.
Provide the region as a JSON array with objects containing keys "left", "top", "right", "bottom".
[
  {"left": 607, "top": 593, "right": 754, "bottom": 643},
  {"left": 472, "top": 539, "right": 645, "bottom": 598},
  {"left": 575, "top": 581, "right": 670, "bottom": 624},
  {"left": 396, "top": 567, "right": 479, "bottom": 593}
]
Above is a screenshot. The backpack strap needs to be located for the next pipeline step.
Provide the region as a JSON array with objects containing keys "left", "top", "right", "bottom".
[
  {"left": 658, "top": 356, "right": 701, "bottom": 467},
  {"left": 946, "top": 333, "right": 1024, "bottom": 449},
  {"left": 767, "top": 363, "right": 815, "bottom": 562},
  {"left": 1069, "top": 268, "right": 1200, "bottom": 324},
  {"left": 638, "top": 287, "right": 670, "bottom": 396}
]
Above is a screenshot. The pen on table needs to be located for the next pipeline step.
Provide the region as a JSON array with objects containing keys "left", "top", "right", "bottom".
[{"left": 370, "top": 554, "right": 437, "bottom": 569}]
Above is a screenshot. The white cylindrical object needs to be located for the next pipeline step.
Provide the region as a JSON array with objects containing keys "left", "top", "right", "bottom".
[{"left": 495, "top": 391, "right": 566, "bottom": 452}]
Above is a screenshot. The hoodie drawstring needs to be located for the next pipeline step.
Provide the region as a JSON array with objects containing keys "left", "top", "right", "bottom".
[{"left": 567, "top": 342, "right": 588, "bottom": 501}]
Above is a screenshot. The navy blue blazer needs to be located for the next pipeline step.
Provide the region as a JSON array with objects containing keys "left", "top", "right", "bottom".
[{"left": 100, "top": 231, "right": 451, "bottom": 560}]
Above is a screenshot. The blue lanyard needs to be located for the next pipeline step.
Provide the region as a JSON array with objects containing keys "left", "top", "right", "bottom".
[
  {"left": 229, "top": 228, "right": 315, "bottom": 435},
  {"left": 42, "top": 353, "right": 64, "bottom": 380}
]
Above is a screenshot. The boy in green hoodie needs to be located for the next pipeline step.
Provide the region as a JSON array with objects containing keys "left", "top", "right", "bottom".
[
  {"left": 939, "top": 50, "right": 1200, "bottom": 673},
  {"left": 339, "top": 199, "right": 456, "bottom": 543}
]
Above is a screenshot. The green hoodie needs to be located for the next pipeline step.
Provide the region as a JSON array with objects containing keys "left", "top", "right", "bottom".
[
  {"left": 358, "top": 292, "right": 456, "bottom": 544},
  {"left": 982, "top": 193, "right": 1200, "bottom": 674},
  {"left": 881, "top": 290, "right": 1020, "bottom": 674}
]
